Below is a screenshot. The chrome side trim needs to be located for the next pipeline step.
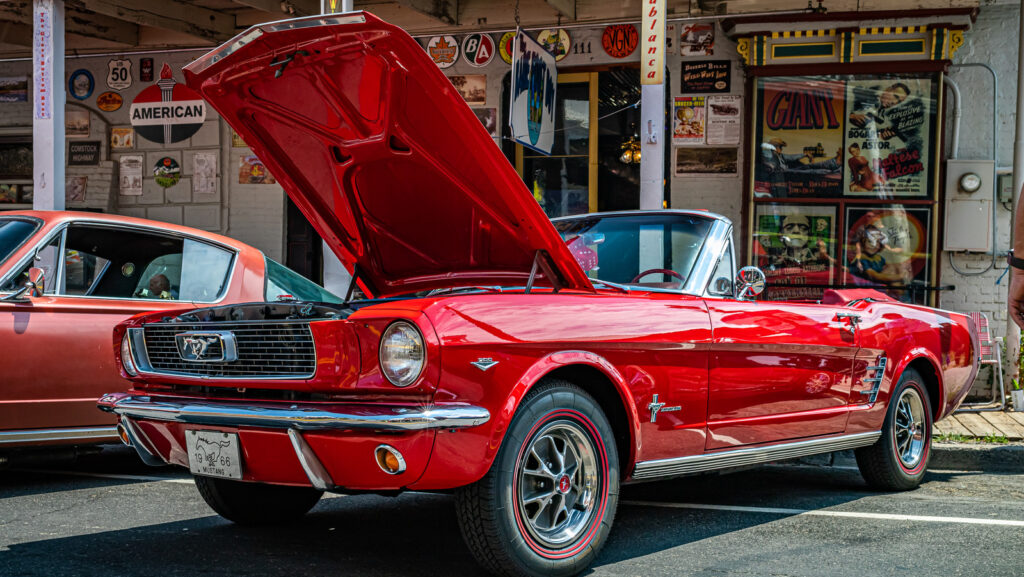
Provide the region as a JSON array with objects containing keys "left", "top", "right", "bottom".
[
  {"left": 287, "top": 429, "right": 335, "bottom": 490},
  {"left": 0, "top": 426, "right": 119, "bottom": 445},
  {"left": 631, "top": 431, "right": 882, "bottom": 481},
  {"left": 120, "top": 417, "right": 167, "bottom": 467},
  {"left": 97, "top": 393, "right": 491, "bottom": 432}
]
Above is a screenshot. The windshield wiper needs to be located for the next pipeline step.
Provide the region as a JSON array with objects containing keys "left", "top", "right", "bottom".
[
  {"left": 590, "top": 279, "right": 631, "bottom": 294},
  {"left": 427, "top": 286, "right": 505, "bottom": 296}
]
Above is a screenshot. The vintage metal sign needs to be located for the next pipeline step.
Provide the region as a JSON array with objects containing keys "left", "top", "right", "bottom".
[
  {"left": 153, "top": 156, "right": 181, "bottom": 188},
  {"left": 498, "top": 31, "right": 515, "bottom": 64},
  {"left": 426, "top": 36, "right": 459, "bottom": 69},
  {"left": 68, "top": 141, "right": 100, "bottom": 166},
  {"left": 130, "top": 63, "right": 206, "bottom": 145},
  {"left": 96, "top": 91, "right": 123, "bottom": 112},
  {"left": 641, "top": 0, "right": 666, "bottom": 84},
  {"left": 68, "top": 69, "right": 94, "bottom": 100},
  {"left": 602, "top": 25, "right": 638, "bottom": 58},
  {"left": 462, "top": 34, "right": 496, "bottom": 67},
  {"left": 510, "top": 31, "right": 557, "bottom": 155},
  {"left": 107, "top": 58, "right": 132, "bottom": 90},
  {"left": 536, "top": 29, "right": 571, "bottom": 62}
]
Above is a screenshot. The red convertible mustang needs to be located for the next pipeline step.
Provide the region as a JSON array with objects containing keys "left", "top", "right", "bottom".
[{"left": 99, "top": 13, "right": 978, "bottom": 577}]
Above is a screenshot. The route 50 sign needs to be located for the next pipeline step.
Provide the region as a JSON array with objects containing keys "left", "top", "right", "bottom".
[{"left": 107, "top": 59, "right": 132, "bottom": 91}]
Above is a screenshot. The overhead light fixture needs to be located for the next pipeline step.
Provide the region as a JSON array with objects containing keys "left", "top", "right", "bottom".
[{"left": 620, "top": 135, "right": 641, "bottom": 164}]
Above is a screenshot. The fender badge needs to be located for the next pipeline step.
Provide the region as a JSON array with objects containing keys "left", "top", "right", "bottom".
[
  {"left": 471, "top": 357, "right": 498, "bottom": 371},
  {"left": 648, "top": 394, "right": 681, "bottom": 423}
]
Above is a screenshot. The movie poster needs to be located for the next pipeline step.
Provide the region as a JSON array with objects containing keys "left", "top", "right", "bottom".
[
  {"left": 673, "top": 97, "right": 705, "bottom": 145},
  {"left": 844, "top": 206, "right": 931, "bottom": 299},
  {"left": 679, "top": 23, "right": 714, "bottom": 56},
  {"left": 754, "top": 204, "right": 836, "bottom": 300},
  {"left": 842, "top": 78, "right": 934, "bottom": 197},
  {"left": 753, "top": 78, "right": 845, "bottom": 198}
]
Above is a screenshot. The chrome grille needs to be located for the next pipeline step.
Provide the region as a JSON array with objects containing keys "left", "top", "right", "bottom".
[{"left": 142, "top": 322, "right": 316, "bottom": 379}]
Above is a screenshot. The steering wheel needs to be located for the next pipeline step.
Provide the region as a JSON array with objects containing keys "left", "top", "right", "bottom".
[{"left": 630, "top": 268, "right": 685, "bottom": 289}]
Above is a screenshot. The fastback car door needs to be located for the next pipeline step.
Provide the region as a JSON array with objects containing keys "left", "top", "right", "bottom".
[
  {"left": 704, "top": 299, "right": 857, "bottom": 449},
  {"left": 0, "top": 224, "right": 234, "bottom": 440}
]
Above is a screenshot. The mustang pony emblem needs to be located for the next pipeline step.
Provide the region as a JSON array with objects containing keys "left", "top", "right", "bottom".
[{"left": 174, "top": 331, "right": 237, "bottom": 362}]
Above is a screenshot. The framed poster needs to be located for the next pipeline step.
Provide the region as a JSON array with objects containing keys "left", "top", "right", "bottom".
[
  {"left": 0, "top": 138, "right": 32, "bottom": 179},
  {"left": 119, "top": 155, "right": 143, "bottom": 196},
  {"left": 193, "top": 152, "right": 218, "bottom": 195},
  {"left": 754, "top": 203, "right": 837, "bottom": 301},
  {"left": 448, "top": 74, "right": 487, "bottom": 106},
  {"left": 680, "top": 23, "right": 714, "bottom": 56},
  {"left": 239, "top": 155, "right": 276, "bottom": 185},
  {"left": 843, "top": 206, "right": 931, "bottom": 296},
  {"left": 66, "top": 175, "right": 87, "bottom": 202},
  {"left": 672, "top": 97, "right": 706, "bottom": 145},
  {"left": 707, "top": 95, "right": 741, "bottom": 146},
  {"left": 472, "top": 108, "right": 498, "bottom": 137},
  {"left": 674, "top": 147, "right": 737, "bottom": 176},
  {"left": 66, "top": 109, "right": 90, "bottom": 137},
  {"left": 0, "top": 77, "right": 28, "bottom": 102},
  {"left": 111, "top": 127, "right": 134, "bottom": 150},
  {"left": 680, "top": 61, "right": 730, "bottom": 93}
]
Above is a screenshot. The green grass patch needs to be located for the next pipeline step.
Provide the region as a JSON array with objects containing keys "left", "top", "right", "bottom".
[{"left": 935, "top": 433, "right": 1010, "bottom": 444}]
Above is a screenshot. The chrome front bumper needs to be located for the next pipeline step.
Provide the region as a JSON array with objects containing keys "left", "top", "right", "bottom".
[
  {"left": 97, "top": 392, "right": 491, "bottom": 489},
  {"left": 97, "top": 393, "right": 491, "bottom": 431}
]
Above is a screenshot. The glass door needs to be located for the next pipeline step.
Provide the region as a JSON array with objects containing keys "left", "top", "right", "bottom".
[{"left": 515, "top": 72, "right": 598, "bottom": 218}]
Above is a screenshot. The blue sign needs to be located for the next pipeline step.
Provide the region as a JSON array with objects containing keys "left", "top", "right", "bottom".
[{"left": 510, "top": 32, "right": 557, "bottom": 155}]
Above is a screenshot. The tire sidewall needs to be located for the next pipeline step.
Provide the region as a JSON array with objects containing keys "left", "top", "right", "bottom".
[
  {"left": 886, "top": 375, "right": 932, "bottom": 479},
  {"left": 495, "top": 385, "right": 619, "bottom": 576}
]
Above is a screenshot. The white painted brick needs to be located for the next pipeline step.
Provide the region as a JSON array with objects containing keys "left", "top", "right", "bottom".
[
  {"left": 146, "top": 206, "right": 184, "bottom": 226},
  {"left": 137, "top": 180, "right": 165, "bottom": 205},
  {"left": 189, "top": 120, "right": 221, "bottom": 148},
  {"left": 184, "top": 205, "right": 222, "bottom": 232},
  {"left": 165, "top": 178, "right": 192, "bottom": 204},
  {"left": 117, "top": 207, "right": 146, "bottom": 219}
]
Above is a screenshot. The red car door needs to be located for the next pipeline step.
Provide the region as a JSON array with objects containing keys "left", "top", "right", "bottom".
[
  {"left": 0, "top": 222, "right": 237, "bottom": 443},
  {"left": 704, "top": 299, "right": 857, "bottom": 449}
]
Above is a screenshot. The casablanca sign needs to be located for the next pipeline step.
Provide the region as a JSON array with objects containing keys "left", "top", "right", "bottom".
[
  {"left": 129, "top": 63, "right": 206, "bottom": 145},
  {"left": 642, "top": 0, "right": 666, "bottom": 85}
]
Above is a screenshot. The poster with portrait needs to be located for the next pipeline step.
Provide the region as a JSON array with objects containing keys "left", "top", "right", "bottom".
[
  {"left": 673, "top": 97, "right": 705, "bottom": 145},
  {"left": 754, "top": 204, "right": 837, "bottom": 301},
  {"left": 842, "top": 78, "right": 935, "bottom": 197},
  {"left": 753, "top": 78, "right": 844, "bottom": 198},
  {"left": 843, "top": 206, "right": 931, "bottom": 298},
  {"left": 66, "top": 176, "right": 87, "bottom": 202}
]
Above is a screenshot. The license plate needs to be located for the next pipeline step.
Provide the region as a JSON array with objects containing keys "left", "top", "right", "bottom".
[{"left": 185, "top": 429, "right": 242, "bottom": 480}]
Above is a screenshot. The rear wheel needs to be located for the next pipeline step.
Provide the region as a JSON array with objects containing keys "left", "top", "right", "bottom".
[
  {"left": 455, "top": 379, "right": 619, "bottom": 577},
  {"left": 194, "top": 475, "right": 323, "bottom": 525},
  {"left": 855, "top": 367, "right": 932, "bottom": 491}
]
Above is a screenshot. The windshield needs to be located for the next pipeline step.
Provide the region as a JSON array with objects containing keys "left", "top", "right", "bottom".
[
  {"left": 553, "top": 214, "right": 714, "bottom": 291},
  {"left": 0, "top": 218, "right": 40, "bottom": 267},
  {"left": 264, "top": 257, "right": 345, "bottom": 304}
]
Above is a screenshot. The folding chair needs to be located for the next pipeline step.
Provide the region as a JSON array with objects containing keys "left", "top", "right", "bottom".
[{"left": 956, "top": 312, "right": 1006, "bottom": 412}]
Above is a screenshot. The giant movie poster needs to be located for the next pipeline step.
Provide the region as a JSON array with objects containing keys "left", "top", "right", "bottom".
[
  {"left": 843, "top": 79, "right": 933, "bottom": 197},
  {"left": 753, "top": 75, "right": 937, "bottom": 200},
  {"left": 754, "top": 203, "right": 836, "bottom": 301},
  {"left": 844, "top": 206, "right": 931, "bottom": 299}
]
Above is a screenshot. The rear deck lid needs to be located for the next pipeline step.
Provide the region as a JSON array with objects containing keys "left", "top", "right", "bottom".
[{"left": 183, "top": 12, "right": 593, "bottom": 297}]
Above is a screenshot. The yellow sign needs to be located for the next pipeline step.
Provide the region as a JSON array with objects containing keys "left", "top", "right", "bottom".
[{"left": 641, "top": 0, "right": 666, "bottom": 85}]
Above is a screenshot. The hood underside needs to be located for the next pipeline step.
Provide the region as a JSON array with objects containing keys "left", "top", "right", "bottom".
[{"left": 183, "top": 12, "right": 593, "bottom": 297}]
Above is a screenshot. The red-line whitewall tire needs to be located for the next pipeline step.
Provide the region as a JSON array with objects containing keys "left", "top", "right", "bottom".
[
  {"left": 455, "top": 379, "right": 619, "bottom": 577},
  {"left": 855, "top": 367, "right": 933, "bottom": 491}
]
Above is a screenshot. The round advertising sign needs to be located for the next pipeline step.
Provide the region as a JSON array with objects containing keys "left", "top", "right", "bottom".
[
  {"left": 536, "top": 29, "right": 571, "bottom": 62},
  {"left": 426, "top": 36, "right": 459, "bottom": 69},
  {"left": 462, "top": 34, "right": 496, "bottom": 67},
  {"left": 96, "top": 91, "right": 123, "bottom": 112},
  {"left": 68, "top": 69, "right": 94, "bottom": 100},
  {"left": 602, "top": 25, "right": 638, "bottom": 58},
  {"left": 153, "top": 157, "right": 181, "bottom": 188},
  {"left": 498, "top": 31, "right": 515, "bottom": 64},
  {"left": 130, "top": 63, "right": 206, "bottom": 145}
]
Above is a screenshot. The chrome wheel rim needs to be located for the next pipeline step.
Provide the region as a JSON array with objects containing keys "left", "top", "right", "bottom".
[
  {"left": 893, "top": 386, "right": 927, "bottom": 469},
  {"left": 516, "top": 420, "right": 600, "bottom": 549}
]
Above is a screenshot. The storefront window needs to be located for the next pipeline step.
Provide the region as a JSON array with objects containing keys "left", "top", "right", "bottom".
[{"left": 749, "top": 73, "right": 939, "bottom": 304}]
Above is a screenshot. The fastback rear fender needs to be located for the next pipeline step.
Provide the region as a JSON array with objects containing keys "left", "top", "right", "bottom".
[{"left": 411, "top": 350, "right": 641, "bottom": 490}]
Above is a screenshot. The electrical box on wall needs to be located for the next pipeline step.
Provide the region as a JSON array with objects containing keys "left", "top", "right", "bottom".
[
  {"left": 944, "top": 159, "right": 994, "bottom": 252},
  {"left": 997, "top": 170, "right": 1015, "bottom": 203}
]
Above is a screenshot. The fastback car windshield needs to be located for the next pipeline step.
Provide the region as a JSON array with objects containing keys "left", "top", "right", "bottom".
[
  {"left": 264, "top": 257, "right": 344, "bottom": 303},
  {"left": 554, "top": 214, "right": 713, "bottom": 290},
  {"left": 0, "top": 217, "right": 39, "bottom": 266}
]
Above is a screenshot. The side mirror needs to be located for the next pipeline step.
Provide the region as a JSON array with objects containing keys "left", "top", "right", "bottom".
[
  {"left": 735, "top": 266, "right": 766, "bottom": 300},
  {"left": 26, "top": 267, "right": 45, "bottom": 297},
  {"left": 1, "top": 267, "right": 45, "bottom": 302}
]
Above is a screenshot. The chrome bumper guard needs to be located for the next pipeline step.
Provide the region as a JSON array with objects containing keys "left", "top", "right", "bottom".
[{"left": 97, "top": 392, "right": 491, "bottom": 488}]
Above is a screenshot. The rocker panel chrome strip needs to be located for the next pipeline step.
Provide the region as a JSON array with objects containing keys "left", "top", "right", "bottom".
[
  {"left": 0, "top": 426, "right": 119, "bottom": 445},
  {"left": 631, "top": 431, "right": 881, "bottom": 480}
]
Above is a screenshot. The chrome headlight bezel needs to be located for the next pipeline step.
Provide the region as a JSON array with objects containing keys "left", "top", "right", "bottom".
[
  {"left": 379, "top": 321, "right": 425, "bottom": 387},
  {"left": 121, "top": 332, "right": 138, "bottom": 377}
]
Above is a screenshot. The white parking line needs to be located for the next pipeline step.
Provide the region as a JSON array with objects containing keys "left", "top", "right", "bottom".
[{"left": 620, "top": 500, "right": 1024, "bottom": 527}]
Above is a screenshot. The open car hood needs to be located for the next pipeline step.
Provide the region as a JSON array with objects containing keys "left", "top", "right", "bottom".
[{"left": 183, "top": 12, "right": 592, "bottom": 297}]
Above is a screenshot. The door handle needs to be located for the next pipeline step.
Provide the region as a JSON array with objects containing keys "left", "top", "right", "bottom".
[{"left": 835, "top": 312, "right": 861, "bottom": 334}]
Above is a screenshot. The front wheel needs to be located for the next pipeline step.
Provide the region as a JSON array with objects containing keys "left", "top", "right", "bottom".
[
  {"left": 455, "top": 380, "right": 619, "bottom": 577},
  {"left": 855, "top": 367, "right": 932, "bottom": 491},
  {"left": 194, "top": 475, "right": 323, "bottom": 525}
]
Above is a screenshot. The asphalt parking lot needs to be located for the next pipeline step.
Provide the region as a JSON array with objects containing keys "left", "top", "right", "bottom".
[{"left": 2, "top": 446, "right": 1023, "bottom": 577}]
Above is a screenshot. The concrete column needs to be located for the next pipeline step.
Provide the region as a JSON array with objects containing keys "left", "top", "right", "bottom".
[
  {"left": 639, "top": 83, "right": 665, "bottom": 210},
  {"left": 32, "top": 0, "right": 64, "bottom": 211}
]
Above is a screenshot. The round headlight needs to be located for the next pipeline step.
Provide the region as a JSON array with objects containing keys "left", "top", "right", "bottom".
[
  {"left": 121, "top": 333, "right": 138, "bottom": 377},
  {"left": 379, "top": 321, "right": 425, "bottom": 387}
]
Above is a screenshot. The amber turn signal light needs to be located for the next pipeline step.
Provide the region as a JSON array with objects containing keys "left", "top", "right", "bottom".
[
  {"left": 116, "top": 423, "right": 132, "bottom": 447},
  {"left": 374, "top": 444, "right": 406, "bottom": 475}
]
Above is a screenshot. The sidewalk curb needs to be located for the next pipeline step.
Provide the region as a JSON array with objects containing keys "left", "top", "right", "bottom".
[
  {"left": 790, "top": 442, "right": 1024, "bottom": 472},
  {"left": 930, "top": 442, "right": 1024, "bottom": 472}
]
